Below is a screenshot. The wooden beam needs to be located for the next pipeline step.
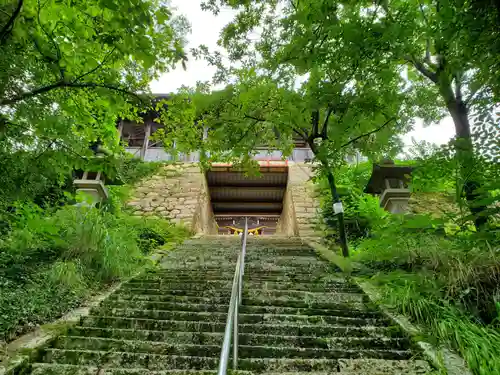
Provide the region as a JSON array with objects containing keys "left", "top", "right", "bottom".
[
  {"left": 212, "top": 201, "right": 283, "bottom": 213},
  {"left": 139, "top": 121, "right": 151, "bottom": 160}
]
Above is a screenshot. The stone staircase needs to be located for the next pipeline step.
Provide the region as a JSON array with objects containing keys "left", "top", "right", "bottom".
[{"left": 27, "top": 237, "right": 431, "bottom": 374}]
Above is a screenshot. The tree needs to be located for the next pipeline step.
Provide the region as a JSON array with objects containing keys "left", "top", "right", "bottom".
[
  {"left": 0, "top": 0, "right": 189, "bottom": 205},
  {"left": 163, "top": 0, "right": 416, "bottom": 255},
  {"left": 202, "top": 0, "right": 499, "bottom": 228},
  {"left": 156, "top": 63, "right": 410, "bottom": 256}
]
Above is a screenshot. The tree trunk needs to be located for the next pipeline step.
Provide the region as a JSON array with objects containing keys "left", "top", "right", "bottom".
[
  {"left": 325, "top": 170, "right": 349, "bottom": 257},
  {"left": 442, "top": 86, "right": 488, "bottom": 228},
  {"left": 308, "top": 141, "right": 349, "bottom": 256}
]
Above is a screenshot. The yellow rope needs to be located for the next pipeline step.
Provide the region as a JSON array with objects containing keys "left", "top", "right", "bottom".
[{"left": 223, "top": 226, "right": 269, "bottom": 236}]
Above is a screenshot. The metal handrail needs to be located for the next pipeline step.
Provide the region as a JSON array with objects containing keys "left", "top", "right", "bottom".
[{"left": 218, "top": 217, "right": 248, "bottom": 375}]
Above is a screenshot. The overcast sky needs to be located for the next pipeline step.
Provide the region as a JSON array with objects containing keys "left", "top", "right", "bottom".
[{"left": 150, "top": 0, "right": 456, "bottom": 148}]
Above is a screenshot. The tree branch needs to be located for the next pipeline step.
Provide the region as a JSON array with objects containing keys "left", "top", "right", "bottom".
[
  {"left": 320, "top": 107, "right": 333, "bottom": 139},
  {"left": 234, "top": 119, "right": 260, "bottom": 145},
  {"left": 243, "top": 113, "right": 266, "bottom": 122},
  {"left": 419, "top": 1, "right": 430, "bottom": 28},
  {"left": 0, "top": 81, "right": 144, "bottom": 106},
  {"left": 292, "top": 127, "right": 308, "bottom": 142},
  {"left": 37, "top": 0, "right": 64, "bottom": 79},
  {"left": 425, "top": 38, "right": 431, "bottom": 64},
  {"left": 405, "top": 55, "right": 438, "bottom": 83},
  {"left": 465, "top": 85, "right": 488, "bottom": 106},
  {"left": 340, "top": 117, "right": 395, "bottom": 149},
  {"left": 74, "top": 46, "right": 117, "bottom": 82},
  {"left": 0, "top": 0, "right": 23, "bottom": 44},
  {"left": 311, "top": 109, "right": 319, "bottom": 137}
]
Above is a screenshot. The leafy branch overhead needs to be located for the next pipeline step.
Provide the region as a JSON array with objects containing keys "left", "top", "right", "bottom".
[
  {"left": 0, "top": 0, "right": 189, "bottom": 204},
  {"left": 192, "top": 0, "right": 498, "bottom": 231}
]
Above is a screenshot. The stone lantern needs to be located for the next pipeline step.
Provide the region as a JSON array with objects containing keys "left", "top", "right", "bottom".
[
  {"left": 73, "top": 170, "right": 109, "bottom": 205},
  {"left": 73, "top": 142, "right": 115, "bottom": 205},
  {"left": 364, "top": 159, "right": 414, "bottom": 214}
]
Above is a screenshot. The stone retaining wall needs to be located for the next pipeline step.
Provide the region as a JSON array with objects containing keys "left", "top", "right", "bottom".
[
  {"left": 127, "top": 163, "right": 216, "bottom": 233},
  {"left": 277, "top": 163, "right": 320, "bottom": 237},
  {"left": 129, "top": 162, "right": 320, "bottom": 237}
]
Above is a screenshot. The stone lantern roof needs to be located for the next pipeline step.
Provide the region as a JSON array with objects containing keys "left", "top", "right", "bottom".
[
  {"left": 364, "top": 159, "right": 414, "bottom": 214},
  {"left": 364, "top": 159, "right": 414, "bottom": 194}
]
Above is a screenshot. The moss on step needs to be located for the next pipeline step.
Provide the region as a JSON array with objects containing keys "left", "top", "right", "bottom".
[{"left": 31, "top": 364, "right": 251, "bottom": 375}]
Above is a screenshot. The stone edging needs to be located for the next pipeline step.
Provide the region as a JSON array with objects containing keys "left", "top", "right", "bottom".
[
  {"left": 305, "top": 240, "right": 472, "bottom": 375},
  {"left": 0, "top": 281, "right": 123, "bottom": 375}
]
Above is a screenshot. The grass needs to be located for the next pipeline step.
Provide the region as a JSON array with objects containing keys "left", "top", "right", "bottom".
[
  {"left": 351, "top": 215, "right": 500, "bottom": 375},
  {"left": 368, "top": 272, "right": 500, "bottom": 375},
  {"left": 0, "top": 204, "right": 189, "bottom": 343}
]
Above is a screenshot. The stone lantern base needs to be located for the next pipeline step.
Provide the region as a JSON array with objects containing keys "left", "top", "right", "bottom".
[
  {"left": 74, "top": 179, "right": 108, "bottom": 205},
  {"left": 380, "top": 188, "right": 411, "bottom": 214}
]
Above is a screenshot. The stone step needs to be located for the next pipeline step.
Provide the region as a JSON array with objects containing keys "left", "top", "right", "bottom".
[
  {"left": 115, "top": 288, "right": 368, "bottom": 304},
  {"left": 132, "top": 273, "right": 235, "bottom": 282},
  {"left": 169, "top": 243, "right": 238, "bottom": 248},
  {"left": 101, "top": 300, "right": 383, "bottom": 319},
  {"left": 130, "top": 274, "right": 349, "bottom": 285},
  {"left": 92, "top": 308, "right": 387, "bottom": 327},
  {"left": 244, "top": 254, "right": 322, "bottom": 262},
  {"left": 155, "top": 266, "right": 334, "bottom": 274},
  {"left": 244, "top": 261, "right": 333, "bottom": 270},
  {"left": 139, "top": 270, "right": 343, "bottom": 283},
  {"left": 161, "top": 258, "right": 237, "bottom": 265},
  {"left": 240, "top": 304, "right": 382, "bottom": 319},
  {"left": 123, "top": 280, "right": 358, "bottom": 293},
  {"left": 80, "top": 316, "right": 400, "bottom": 337},
  {"left": 159, "top": 263, "right": 236, "bottom": 270},
  {"left": 243, "top": 297, "right": 373, "bottom": 310},
  {"left": 108, "top": 291, "right": 371, "bottom": 310},
  {"left": 31, "top": 365, "right": 236, "bottom": 375},
  {"left": 52, "top": 336, "right": 413, "bottom": 360},
  {"left": 115, "top": 288, "right": 232, "bottom": 298},
  {"left": 131, "top": 274, "right": 347, "bottom": 287},
  {"left": 37, "top": 349, "right": 366, "bottom": 371},
  {"left": 247, "top": 250, "right": 317, "bottom": 257},
  {"left": 106, "top": 294, "right": 231, "bottom": 306},
  {"left": 100, "top": 300, "right": 230, "bottom": 313},
  {"left": 128, "top": 277, "right": 235, "bottom": 285},
  {"left": 163, "top": 253, "right": 236, "bottom": 258},
  {"left": 68, "top": 327, "right": 224, "bottom": 345},
  {"left": 31, "top": 361, "right": 431, "bottom": 375},
  {"left": 244, "top": 289, "right": 369, "bottom": 304},
  {"left": 120, "top": 281, "right": 236, "bottom": 292},
  {"left": 68, "top": 327, "right": 410, "bottom": 350},
  {"left": 25, "top": 236, "right": 431, "bottom": 375}
]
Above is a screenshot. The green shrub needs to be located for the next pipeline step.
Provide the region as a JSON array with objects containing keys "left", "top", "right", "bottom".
[
  {"left": 354, "top": 213, "right": 500, "bottom": 375},
  {"left": 0, "top": 266, "right": 87, "bottom": 341},
  {"left": 124, "top": 216, "right": 191, "bottom": 254},
  {"left": 354, "top": 215, "right": 500, "bottom": 322},
  {"left": 0, "top": 201, "right": 190, "bottom": 342},
  {"left": 369, "top": 272, "right": 500, "bottom": 375},
  {"left": 317, "top": 162, "right": 387, "bottom": 242},
  {"left": 113, "top": 156, "right": 163, "bottom": 185},
  {"left": 52, "top": 206, "right": 144, "bottom": 281}
]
